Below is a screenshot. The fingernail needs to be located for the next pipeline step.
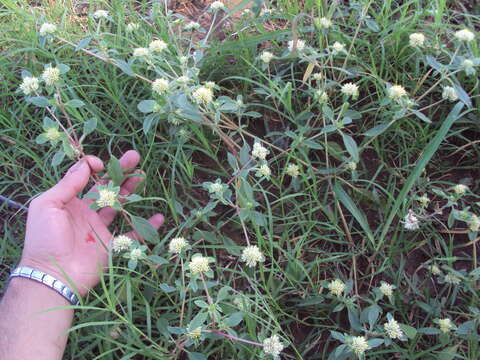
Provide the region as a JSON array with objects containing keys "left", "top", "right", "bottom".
[{"left": 67, "top": 159, "right": 85, "bottom": 174}]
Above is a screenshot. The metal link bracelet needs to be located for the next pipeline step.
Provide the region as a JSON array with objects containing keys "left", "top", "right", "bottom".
[{"left": 9, "top": 266, "right": 80, "bottom": 306}]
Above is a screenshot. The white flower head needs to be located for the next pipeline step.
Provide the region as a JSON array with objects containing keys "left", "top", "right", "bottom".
[
  {"left": 349, "top": 336, "right": 369, "bottom": 356},
  {"left": 263, "top": 334, "right": 284, "bottom": 357},
  {"left": 152, "top": 78, "right": 169, "bottom": 95},
  {"left": 187, "top": 326, "right": 202, "bottom": 339},
  {"left": 438, "top": 318, "right": 454, "bottom": 333},
  {"left": 39, "top": 23, "right": 57, "bottom": 36},
  {"left": 444, "top": 273, "right": 461, "bottom": 285},
  {"left": 260, "top": 51, "right": 274, "bottom": 64},
  {"left": 312, "top": 72, "right": 323, "bottom": 81},
  {"left": 379, "top": 282, "right": 394, "bottom": 297},
  {"left": 256, "top": 164, "right": 271, "bottom": 178},
  {"left": 130, "top": 248, "right": 143, "bottom": 261},
  {"left": 315, "top": 89, "right": 329, "bottom": 102},
  {"left": 317, "top": 17, "right": 332, "bottom": 29},
  {"left": 188, "top": 254, "right": 210, "bottom": 275},
  {"left": 208, "top": 182, "right": 224, "bottom": 195},
  {"left": 185, "top": 21, "right": 200, "bottom": 31},
  {"left": 204, "top": 81, "right": 216, "bottom": 89},
  {"left": 388, "top": 85, "right": 408, "bottom": 100},
  {"left": 328, "top": 279, "right": 346, "bottom": 297},
  {"left": 133, "top": 47, "right": 150, "bottom": 57},
  {"left": 210, "top": 1, "right": 225, "bottom": 10},
  {"left": 149, "top": 39, "right": 168, "bottom": 53},
  {"left": 453, "top": 184, "right": 468, "bottom": 195},
  {"left": 93, "top": 10, "right": 109, "bottom": 19},
  {"left": 418, "top": 194, "right": 430, "bottom": 206},
  {"left": 169, "top": 237, "right": 189, "bottom": 254},
  {"left": 96, "top": 189, "right": 117, "bottom": 208},
  {"left": 384, "top": 318, "right": 403, "bottom": 339},
  {"left": 341, "top": 82, "right": 359, "bottom": 99},
  {"left": 442, "top": 86, "right": 458, "bottom": 101},
  {"left": 461, "top": 59, "right": 476, "bottom": 75},
  {"left": 112, "top": 235, "right": 133, "bottom": 253},
  {"left": 192, "top": 86, "right": 214, "bottom": 104},
  {"left": 286, "top": 164, "right": 300, "bottom": 178},
  {"left": 469, "top": 214, "right": 480, "bottom": 232},
  {"left": 251, "top": 142, "right": 269, "bottom": 160},
  {"left": 331, "top": 41, "right": 346, "bottom": 54},
  {"left": 179, "top": 56, "right": 189, "bottom": 64},
  {"left": 409, "top": 33, "right": 425, "bottom": 48},
  {"left": 42, "top": 67, "right": 60, "bottom": 86},
  {"left": 429, "top": 264, "right": 442, "bottom": 275},
  {"left": 403, "top": 209, "right": 419, "bottom": 230},
  {"left": 20, "top": 76, "right": 40, "bottom": 95},
  {"left": 126, "top": 23, "right": 140, "bottom": 33},
  {"left": 288, "top": 39, "right": 306, "bottom": 52},
  {"left": 241, "top": 245, "right": 265, "bottom": 267},
  {"left": 346, "top": 161, "right": 357, "bottom": 171},
  {"left": 45, "top": 127, "right": 61, "bottom": 141},
  {"left": 454, "top": 29, "right": 475, "bottom": 42}
]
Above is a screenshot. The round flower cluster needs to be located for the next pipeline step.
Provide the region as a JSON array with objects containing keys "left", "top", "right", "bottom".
[
  {"left": 39, "top": 23, "right": 57, "bottom": 36},
  {"left": 169, "top": 237, "right": 189, "bottom": 254},
  {"left": 208, "top": 182, "right": 224, "bottom": 195},
  {"left": 388, "top": 85, "right": 407, "bottom": 100},
  {"left": 349, "top": 336, "right": 369, "bottom": 356},
  {"left": 288, "top": 39, "right": 305, "bottom": 52},
  {"left": 438, "top": 318, "right": 454, "bottom": 333},
  {"left": 429, "top": 264, "right": 442, "bottom": 275},
  {"left": 384, "top": 318, "right": 403, "bottom": 339},
  {"left": 241, "top": 245, "right": 265, "bottom": 267},
  {"left": 315, "top": 89, "right": 328, "bottom": 102},
  {"left": 256, "top": 164, "right": 271, "bottom": 178},
  {"left": 152, "top": 78, "right": 169, "bottom": 95},
  {"left": 312, "top": 73, "right": 323, "bottom": 81},
  {"left": 188, "top": 255, "right": 210, "bottom": 275},
  {"left": 96, "top": 189, "right": 117, "bottom": 208},
  {"left": 46, "top": 127, "right": 61, "bottom": 141},
  {"left": 93, "top": 10, "right": 109, "bottom": 19},
  {"left": 403, "top": 210, "right": 419, "bottom": 230},
  {"left": 20, "top": 76, "right": 40, "bottom": 95},
  {"left": 251, "top": 142, "right": 269, "bottom": 160},
  {"left": 192, "top": 86, "right": 214, "bottom": 104},
  {"left": 346, "top": 161, "right": 357, "bottom": 171},
  {"left": 126, "top": 23, "right": 140, "bottom": 33},
  {"left": 263, "top": 334, "right": 284, "bottom": 357},
  {"left": 112, "top": 235, "right": 133, "bottom": 253},
  {"left": 130, "top": 248, "right": 143, "bottom": 261},
  {"left": 42, "top": 67, "right": 60, "bottom": 86},
  {"left": 454, "top": 29, "right": 475, "bottom": 42},
  {"left": 409, "top": 33, "right": 425, "bottom": 48},
  {"left": 331, "top": 41, "right": 346, "bottom": 55},
  {"left": 317, "top": 17, "right": 332, "bottom": 29},
  {"left": 379, "top": 282, "right": 393, "bottom": 297},
  {"left": 210, "top": 1, "right": 225, "bottom": 10},
  {"left": 328, "top": 279, "right": 345, "bottom": 297},
  {"left": 468, "top": 214, "right": 480, "bottom": 232},
  {"left": 444, "top": 273, "right": 461, "bottom": 285},
  {"left": 341, "top": 82, "right": 359, "bottom": 99},
  {"left": 260, "top": 51, "right": 274, "bottom": 64},
  {"left": 453, "top": 184, "right": 468, "bottom": 195},
  {"left": 149, "top": 39, "right": 168, "bottom": 53},
  {"left": 187, "top": 327, "right": 202, "bottom": 339},
  {"left": 442, "top": 86, "right": 458, "bottom": 101},
  {"left": 133, "top": 47, "right": 150, "bottom": 58},
  {"left": 286, "top": 164, "right": 300, "bottom": 178},
  {"left": 418, "top": 194, "right": 430, "bottom": 206},
  {"left": 185, "top": 21, "right": 200, "bottom": 31},
  {"left": 177, "top": 76, "right": 190, "bottom": 85}
]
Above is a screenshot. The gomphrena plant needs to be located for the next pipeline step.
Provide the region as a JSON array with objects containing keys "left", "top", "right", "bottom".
[{"left": 4, "top": 0, "right": 480, "bottom": 359}]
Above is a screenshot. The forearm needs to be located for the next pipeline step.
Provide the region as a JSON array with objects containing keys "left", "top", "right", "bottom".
[{"left": 0, "top": 277, "right": 74, "bottom": 360}]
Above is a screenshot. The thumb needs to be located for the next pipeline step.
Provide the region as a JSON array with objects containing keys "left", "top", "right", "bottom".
[{"left": 42, "top": 156, "right": 103, "bottom": 205}]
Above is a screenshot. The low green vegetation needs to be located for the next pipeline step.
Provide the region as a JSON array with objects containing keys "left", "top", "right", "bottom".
[{"left": 1, "top": 0, "right": 479, "bottom": 359}]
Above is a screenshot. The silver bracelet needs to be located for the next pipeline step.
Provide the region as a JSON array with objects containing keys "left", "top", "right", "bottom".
[{"left": 9, "top": 266, "right": 80, "bottom": 306}]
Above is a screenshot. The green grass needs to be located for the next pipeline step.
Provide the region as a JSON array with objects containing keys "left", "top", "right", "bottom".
[{"left": 1, "top": 0, "right": 480, "bottom": 359}]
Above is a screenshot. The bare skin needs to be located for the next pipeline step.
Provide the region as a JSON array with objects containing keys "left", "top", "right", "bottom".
[{"left": 0, "top": 150, "right": 164, "bottom": 360}]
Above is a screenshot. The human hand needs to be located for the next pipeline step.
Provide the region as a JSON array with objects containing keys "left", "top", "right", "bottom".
[{"left": 19, "top": 150, "right": 164, "bottom": 297}]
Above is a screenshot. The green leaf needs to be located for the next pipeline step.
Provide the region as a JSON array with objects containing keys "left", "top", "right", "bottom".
[
  {"left": 194, "top": 300, "right": 209, "bottom": 308},
  {"left": 51, "top": 150, "right": 65, "bottom": 166},
  {"left": 453, "top": 84, "right": 472, "bottom": 108},
  {"left": 143, "top": 113, "right": 159, "bottom": 134},
  {"left": 107, "top": 156, "right": 124, "bottom": 186},
  {"left": 437, "top": 345, "right": 459, "bottom": 360},
  {"left": 83, "top": 118, "right": 97, "bottom": 136},
  {"left": 131, "top": 215, "right": 158, "bottom": 243},
  {"left": 418, "top": 327, "right": 442, "bottom": 335},
  {"left": 378, "top": 103, "right": 465, "bottom": 250},
  {"left": 367, "top": 339, "right": 384, "bottom": 348},
  {"left": 159, "top": 283, "right": 176, "bottom": 293},
  {"left": 65, "top": 99, "right": 85, "bottom": 108},
  {"left": 35, "top": 133, "right": 49, "bottom": 144},
  {"left": 114, "top": 59, "right": 135, "bottom": 76},
  {"left": 363, "top": 123, "right": 389, "bottom": 136},
  {"left": 330, "top": 331, "right": 346, "bottom": 342},
  {"left": 27, "top": 96, "right": 49, "bottom": 107},
  {"left": 75, "top": 37, "right": 92, "bottom": 51},
  {"left": 342, "top": 134, "right": 359, "bottom": 161},
  {"left": 411, "top": 110, "right": 432, "bottom": 123},
  {"left": 175, "top": 94, "right": 203, "bottom": 123},
  {"left": 399, "top": 324, "right": 417, "bottom": 339},
  {"left": 147, "top": 255, "right": 168, "bottom": 265},
  {"left": 188, "top": 353, "right": 207, "bottom": 360},
  {"left": 189, "top": 311, "right": 208, "bottom": 329},
  {"left": 333, "top": 183, "right": 375, "bottom": 246},
  {"left": 225, "top": 312, "right": 244, "bottom": 327},
  {"left": 57, "top": 64, "right": 70, "bottom": 74},
  {"left": 138, "top": 100, "right": 158, "bottom": 113},
  {"left": 426, "top": 55, "right": 444, "bottom": 72}
]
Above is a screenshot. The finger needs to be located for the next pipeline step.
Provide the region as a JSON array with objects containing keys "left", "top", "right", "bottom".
[
  {"left": 122, "top": 213, "right": 164, "bottom": 242},
  {"left": 98, "top": 170, "right": 145, "bottom": 226},
  {"left": 41, "top": 156, "right": 104, "bottom": 205},
  {"left": 85, "top": 150, "right": 141, "bottom": 197}
]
